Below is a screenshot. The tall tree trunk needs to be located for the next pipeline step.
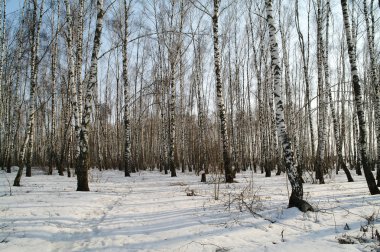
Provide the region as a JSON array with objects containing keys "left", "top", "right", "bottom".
[
  {"left": 0, "top": 0, "right": 6, "bottom": 170},
  {"left": 169, "top": 60, "right": 177, "bottom": 177},
  {"left": 295, "top": 0, "right": 315, "bottom": 160},
  {"left": 25, "top": 0, "right": 43, "bottom": 178},
  {"left": 364, "top": 0, "right": 380, "bottom": 186},
  {"left": 7, "top": 0, "right": 24, "bottom": 174},
  {"left": 0, "top": 0, "right": 5, "bottom": 139},
  {"left": 228, "top": 48, "right": 236, "bottom": 175},
  {"left": 341, "top": 0, "right": 380, "bottom": 195},
  {"left": 64, "top": 0, "right": 80, "bottom": 170},
  {"left": 168, "top": 0, "right": 184, "bottom": 178},
  {"left": 48, "top": 0, "right": 59, "bottom": 175},
  {"left": 212, "top": 0, "right": 233, "bottom": 183},
  {"left": 179, "top": 23, "right": 185, "bottom": 174},
  {"left": 76, "top": 0, "right": 84, "bottom": 123},
  {"left": 279, "top": 6, "right": 293, "bottom": 176},
  {"left": 76, "top": 0, "right": 104, "bottom": 191},
  {"left": 315, "top": 0, "right": 326, "bottom": 184},
  {"left": 123, "top": 0, "right": 131, "bottom": 177},
  {"left": 323, "top": 0, "right": 353, "bottom": 182},
  {"left": 116, "top": 56, "right": 121, "bottom": 170},
  {"left": 196, "top": 43, "right": 206, "bottom": 180},
  {"left": 14, "top": 0, "right": 44, "bottom": 185},
  {"left": 265, "top": 0, "right": 313, "bottom": 212}
]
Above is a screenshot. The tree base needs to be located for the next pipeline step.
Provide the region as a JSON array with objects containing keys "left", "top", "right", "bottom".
[
  {"left": 76, "top": 170, "right": 89, "bottom": 191},
  {"left": 77, "top": 186, "right": 90, "bottom": 191},
  {"left": 225, "top": 174, "right": 234, "bottom": 183},
  {"left": 170, "top": 166, "right": 177, "bottom": 177},
  {"left": 265, "top": 169, "right": 271, "bottom": 177},
  {"left": 13, "top": 166, "right": 23, "bottom": 187},
  {"left": 340, "top": 159, "right": 354, "bottom": 182},
  {"left": 201, "top": 173, "right": 206, "bottom": 182},
  {"left": 288, "top": 195, "right": 314, "bottom": 212}
]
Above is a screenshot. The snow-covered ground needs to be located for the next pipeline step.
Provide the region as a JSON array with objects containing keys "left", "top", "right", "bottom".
[{"left": 1, "top": 168, "right": 380, "bottom": 251}]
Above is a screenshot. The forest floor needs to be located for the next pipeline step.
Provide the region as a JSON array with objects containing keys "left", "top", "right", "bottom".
[{"left": 1, "top": 168, "right": 380, "bottom": 251}]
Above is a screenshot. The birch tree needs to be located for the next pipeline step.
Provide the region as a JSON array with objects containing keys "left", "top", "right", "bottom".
[
  {"left": 14, "top": 0, "right": 45, "bottom": 186},
  {"left": 76, "top": 0, "right": 104, "bottom": 191},
  {"left": 123, "top": 0, "right": 132, "bottom": 177},
  {"left": 364, "top": 0, "right": 380, "bottom": 186},
  {"left": 168, "top": 0, "right": 185, "bottom": 178},
  {"left": 64, "top": 0, "right": 81, "bottom": 174},
  {"left": 48, "top": 0, "right": 60, "bottom": 175},
  {"left": 76, "top": 0, "right": 84, "bottom": 123},
  {"left": 341, "top": 0, "right": 380, "bottom": 195},
  {"left": 7, "top": 1, "right": 26, "bottom": 173},
  {"left": 212, "top": 0, "right": 233, "bottom": 182},
  {"left": 295, "top": 0, "right": 315, "bottom": 161},
  {"left": 265, "top": 0, "right": 313, "bottom": 211},
  {"left": 0, "top": 0, "right": 5, "bottom": 138},
  {"left": 314, "top": 0, "right": 326, "bottom": 184},
  {"left": 25, "top": 0, "right": 44, "bottom": 178},
  {"left": 324, "top": 0, "right": 353, "bottom": 182}
]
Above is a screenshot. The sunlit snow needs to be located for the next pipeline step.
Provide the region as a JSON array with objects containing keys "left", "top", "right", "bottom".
[{"left": 1, "top": 169, "right": 379, "bottom": 251}]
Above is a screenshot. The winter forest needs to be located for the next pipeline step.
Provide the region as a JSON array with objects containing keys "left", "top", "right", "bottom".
[{"left": 1, "top": 0, "right": 380, "bottom": 251}]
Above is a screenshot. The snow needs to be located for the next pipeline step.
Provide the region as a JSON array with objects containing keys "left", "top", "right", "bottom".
[{"left": 1, "top": 168, "right": 380, "bottom": 251}]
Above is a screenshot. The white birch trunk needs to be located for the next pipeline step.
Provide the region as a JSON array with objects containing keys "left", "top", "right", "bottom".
[
  {"left": 76, "top": 0, "right": 84, "bottom": 123},
  {"left": 76, "top": 0, "right": 104, "bottom": 191},
  {"left": 0, "top": 0, "right": 5, "bottom": 125},
  {"left": 64, "top": 0, "right": 80, "bottom": 163},
  {"left": 169, "top": 60, "right": 177, "bottom": 177},
  {"left": 14, "top": 0, "right": 44, "bottom": 185},
  {"left": 364, "top": 0, "right": 380, "bottom": 186},
  {"left": 324, "top": 0, "right": 353, "bottom": 182},
  {"left": 123, "top": 0, "right": 131, "bottom": 177},
  {"left": 212, "top": 0, "right": 233, "bottom": 183},
  {"left": 315, "top": 0, "right": 326, "bottom": 184},
  {"left": 48, "top": 0, "right": 59, "bottom": 175},
  {"left": 295, "top": 0, "right": 315, "bottom": 159},
  {"left": 265, "top": 0, "right": 312, "bottom": 211},
  {"left": 341, "top": 0, "right": 380, "bottom": 194},
  {"left": 25, "top": 0, "right": 44, "bottom": 177}
]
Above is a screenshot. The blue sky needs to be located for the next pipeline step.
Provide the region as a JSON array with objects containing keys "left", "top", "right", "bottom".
[{"left": 6, "top": 0, "right": 23, "bottom": 16}]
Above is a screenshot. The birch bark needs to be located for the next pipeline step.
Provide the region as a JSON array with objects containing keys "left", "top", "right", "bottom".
[
  {"left": 76, "top": 0, "right": 104, "bottom": 191},
  {"left": 364, "top": 0, "right": 380, "bottom": 186},
  {"left": 212, "top": 0, "right": 233, "bottom": 183},
  {"left": 123, "top": 0, "right": 131, "bottom": 177},
  {"left": 265, "top": 0, "right": 313, "bottom": 211},
  {"left": 341, "top": 0, "right": 380, "bottom": 194},
  {"left": 324, "top": 0, "right": 353, "bottom": 182},
  {"left": 14, "top": 0, "right": 44, "bottom": 185},
  {"left": 315, "top": 0, "right": 326, "bottom": 184}
]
